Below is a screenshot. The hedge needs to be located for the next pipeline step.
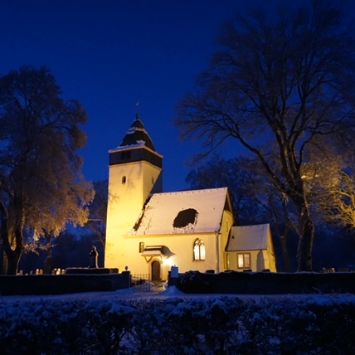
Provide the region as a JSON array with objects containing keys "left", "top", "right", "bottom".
[{"left": 0, "top": 294, "right": 354, "bottom": 353}]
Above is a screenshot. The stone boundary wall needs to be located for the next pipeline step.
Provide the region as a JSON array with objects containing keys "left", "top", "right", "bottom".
[
  {"left": 175, "top": 271, "right": 355, "bottom": 294},
  {"left": 0, "top": 271, "right": 130, "bottom": 295}
]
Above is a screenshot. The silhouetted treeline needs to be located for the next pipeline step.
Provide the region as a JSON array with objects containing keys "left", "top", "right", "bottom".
[{"left": 19, "top": 232, "right": 104, "bottom": 274}]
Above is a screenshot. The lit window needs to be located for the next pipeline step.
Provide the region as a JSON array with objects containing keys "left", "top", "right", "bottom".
[
  {"left": 237, "top": 253, "right": 251, "bottom": 269},
  {"left": 122, "top": 176, "right": 127, "bottom": 184},
  {"left": 193, "top": 239, "right": 205, "bottom": 261}
]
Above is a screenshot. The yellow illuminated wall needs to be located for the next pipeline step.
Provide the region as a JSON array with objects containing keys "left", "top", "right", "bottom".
[
  {"left": 104, "top": 158, "right": 161, "bottom": 269},
  {"left": 106, "top": 212, "right": 234, "bottom": 279},
  {"left": 225, "top": 230, "right": 277, "bottom": 272},
  {"left": 104, "top": 145, "right": 235, "bottom": 278}
]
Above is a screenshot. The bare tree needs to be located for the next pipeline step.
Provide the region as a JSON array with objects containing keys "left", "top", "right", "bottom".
[
  {"left": 86, "top": 180, "right": 108, "bottom": 248},
  {"left": 187, "top": 156, "right": 295, "bottom": 270},
  {"left": 307, "top": 160, "right": 355, "bottom": 228},
  {"left": 177, "top": 1, "right": 355, "bottom": 270},
  {"left": 0, "top": 67, "right": 94, "bottom": 274},
  {"left": 322, "top": 171, "right": 355, "bottom": 227},
  {"left": 186, "top": 156, "right": 263, "bottom": 224}
]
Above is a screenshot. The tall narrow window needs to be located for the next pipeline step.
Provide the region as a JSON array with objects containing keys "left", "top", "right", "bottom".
[
  {"left": 122, "top": 176, "right": 127, "bottom": 184},
  {"left": 193, "top": 239, "right": 205, "bottom": 261},
  {"left": 139, "top": 242, "right": 144, "bottom": 253}
]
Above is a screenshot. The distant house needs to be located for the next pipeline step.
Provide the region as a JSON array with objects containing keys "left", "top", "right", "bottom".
[
  {"left": 104, "top": 116, "right": 277, "bottom": 280},
  {"left": 226, "top": 224, "right": 277, "bottom": 272}
]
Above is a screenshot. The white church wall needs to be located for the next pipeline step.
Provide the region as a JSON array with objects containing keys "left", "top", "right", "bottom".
[
  {"left": 226, "top": 250, "right": 261, "bottom": 271},
  {"left": 111, "top": 233, "right": 219, "bottom": 279},
  {"left": 226, "top": 249, "right": 277, "bottom": 272},
  {"left": 105, "top": 160, "right": 161, "bottom": 269},
  {"left": 219, "top": 210, "right": 234, "bottom": 271}
]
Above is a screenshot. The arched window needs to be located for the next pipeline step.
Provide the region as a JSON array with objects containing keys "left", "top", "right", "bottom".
[
  {"left": 193, "top": 239, "right": 205, "bottom": 261},
  {"left": 122, "top": 176, "right": 127, "bottom": 184}
]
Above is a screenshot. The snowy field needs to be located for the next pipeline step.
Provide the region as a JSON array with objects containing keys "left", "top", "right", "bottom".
[
  {"left": 1, "top": 284, "right": 355, "bottom": 303},
  {"left": 0, "top": 286, "right": 354, "bottom": 354}
]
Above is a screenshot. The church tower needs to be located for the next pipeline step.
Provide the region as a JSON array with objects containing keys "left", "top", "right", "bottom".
[{"left": 104, "top": 115, "right": 163, "bottom": 269}]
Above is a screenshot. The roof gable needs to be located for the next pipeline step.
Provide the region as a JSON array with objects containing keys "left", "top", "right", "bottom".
[{"left": 131, "top": 187, "right": 229, "bottom": 235}]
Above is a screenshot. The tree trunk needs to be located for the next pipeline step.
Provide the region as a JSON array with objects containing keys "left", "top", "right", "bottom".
[
  {"left": 0, "top": 203, "right": 23, "bottom": 275},
  {"left": 296, "top": 214, "right": 314, "bottom": 271},
  {"left": 43, "top": 248, "right": 53, "bottom": 274},
  {"left": 279, "top": 233, "right": 292, "bottom": 272},
  {"left": 5, "top": 249, "right": 21, "bottom": 275}
]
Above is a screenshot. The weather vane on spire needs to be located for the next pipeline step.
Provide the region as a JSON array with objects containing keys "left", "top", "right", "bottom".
[{"left": 135, "top": 100, "right": 141, "bottom": 120}]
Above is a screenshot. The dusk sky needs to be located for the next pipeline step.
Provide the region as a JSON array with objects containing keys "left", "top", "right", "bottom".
[
  {"left": 0, "top": 0, "right": 259, "bottom": 191},
  {"left": 1, "top": 0, "right": 276, "bottom": 191}
]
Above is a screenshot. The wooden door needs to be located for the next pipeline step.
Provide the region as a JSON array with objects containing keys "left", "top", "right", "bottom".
[{"left": 151, "top": 260, "right": 161, "bottom": 281}]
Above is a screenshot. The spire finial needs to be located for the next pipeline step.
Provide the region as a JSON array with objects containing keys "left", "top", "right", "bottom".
[{"left": 135, "top": 100, "right": 141, "bottom": 120}]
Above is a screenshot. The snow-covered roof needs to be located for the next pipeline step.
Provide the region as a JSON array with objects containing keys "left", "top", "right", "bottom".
[
  {"left": 226, "top": 224, "right": 271, "bottom": 251},
  {"left": 109, "top": 142, "right": 145, "bottom": 152},
  {"left": 131, "top": 187, "right": 231, "bottom": 235},
  {"left": 119, "top": 116, "right": 156, "bottom": 151}
]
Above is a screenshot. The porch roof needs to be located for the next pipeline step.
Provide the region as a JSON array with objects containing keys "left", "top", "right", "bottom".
[{"left": 141, "top": 245, "right": 174, "bottom": 257}]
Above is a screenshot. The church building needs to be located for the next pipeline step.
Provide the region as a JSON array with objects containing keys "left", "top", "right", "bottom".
[{"left": 104, "top": 116, "right": 276, "bottom": 280}]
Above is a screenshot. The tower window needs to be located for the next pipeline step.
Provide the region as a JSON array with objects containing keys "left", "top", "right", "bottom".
[
  {"left": 122, "top": 176, "right": 127, "bottom": 184},
  {"left": 193, "top": 239, "right": 205, "bottom": 261}
]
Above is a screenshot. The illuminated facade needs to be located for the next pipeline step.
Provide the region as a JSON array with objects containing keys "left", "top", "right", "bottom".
[
  {"left": 105, "top": 116, "right": 276, "bottom": 280},
  {"left": 226, "top": 224, "right": 277, "bottom": 272}
]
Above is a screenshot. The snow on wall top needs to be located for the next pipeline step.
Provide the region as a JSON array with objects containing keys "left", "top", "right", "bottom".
[
  {"left": 131, "top": 187, "right": 229, "bottom": 235},
  {"left": 226, "top": 224, "right": 270, "bottom": 251}
]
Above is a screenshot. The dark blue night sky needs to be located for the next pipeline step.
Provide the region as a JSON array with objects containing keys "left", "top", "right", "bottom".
[
  {"left": 0, "top": 0, "right": 256, "bottom": 191},
  {"left": 0, "top": 0, "right": 280, "bottom": 191}
]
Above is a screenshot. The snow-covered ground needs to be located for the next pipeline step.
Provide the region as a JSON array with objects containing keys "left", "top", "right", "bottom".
[{"left": 1, "top": 284, "right": 354, "bottom": 304}]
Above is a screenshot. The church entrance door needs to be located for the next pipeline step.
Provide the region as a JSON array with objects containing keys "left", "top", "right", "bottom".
[{"left": 151, "top": 260, "right": 161, "bottom": 281}]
